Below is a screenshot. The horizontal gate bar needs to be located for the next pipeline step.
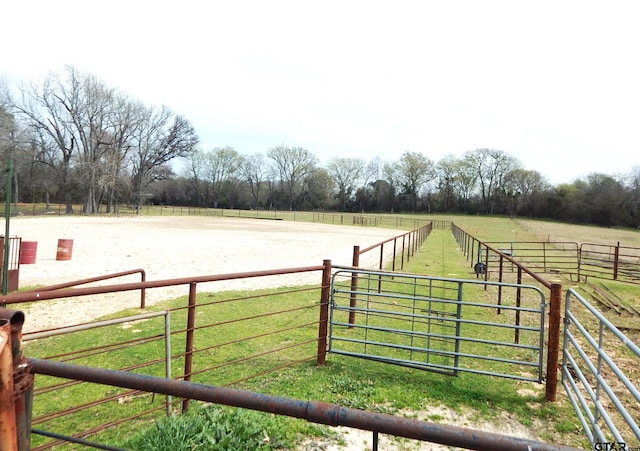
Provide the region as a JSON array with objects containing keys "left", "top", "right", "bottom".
[{"left": 29, "top": 358, "right": 579, "bottom": 451}]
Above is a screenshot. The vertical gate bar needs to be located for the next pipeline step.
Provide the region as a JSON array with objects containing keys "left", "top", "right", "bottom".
[
  {"left": 561, "top": 291, "right": 571, "bottom": 379},
  {"left": 453, "top": 282, "right": 463, "bottom": 376},
  {"left": 377, "top": 244, "right": 383, "bottom": 293},
  {"left": 497, "top": 255, "right": 503, "bottom": 314},
  {"left": 182, "top": 282, "right": 197, "bottom": 412},
  {"left": 349, "top": 247, "right": 360, "bottom": 326},
  {"left": 317, "top": 260, "right": 332, "bottom": 365},
  {"left": 545, "top": 283, "right": 562, "bottom": 401},
  {"left": 364, "top": 273, "right": 374, "bottom": 354},
  {"left": 164, "top": 311, "right": 172, "bottom": 417},
  {"left": 410, "top": 276, "right": 418, "bottom": 361},
  {"left": 595, "top": 320, "right": 604, "bottom": 427},
  {"left": 515, "top": 268, "right": 522, "bottom": 344}
]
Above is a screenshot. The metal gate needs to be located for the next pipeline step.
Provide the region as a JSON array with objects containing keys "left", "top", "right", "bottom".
[
  {"left": 328, "top": 267, "right": 547, "bottom": 383},
  {"left": 561, "top": 288, "right": 640, "bottom": 446}
]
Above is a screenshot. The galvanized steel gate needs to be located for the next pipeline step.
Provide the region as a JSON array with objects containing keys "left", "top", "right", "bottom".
[{"left": 328, "top": 268, "right": 547, "bottom": 383}]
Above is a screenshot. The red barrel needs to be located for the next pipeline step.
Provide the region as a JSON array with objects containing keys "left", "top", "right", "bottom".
[
  {"left": 19, "top": 241, "right": 38, "bottom": 264},
  {"left": 56, "top": 239, "right": 73, "bottom": 261}
]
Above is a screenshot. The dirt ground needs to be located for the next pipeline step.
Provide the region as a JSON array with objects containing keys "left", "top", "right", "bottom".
[
  {"left": 5, "top": 215, "right": 552, "bottom": 450},
  {"left": 6, "top": 215, "right": 404, "bottom": 333}
]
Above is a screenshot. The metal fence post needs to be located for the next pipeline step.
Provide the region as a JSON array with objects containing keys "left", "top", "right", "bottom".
[
  {"left": 545, "top": 283, "right": 562, "bottom": 402},
  {"left": 317, "top": 260, "right": 331, "bottom": 365},
  {"left": 182, "top": 282, "right": 197, "bottom": 412},
  {"left": 0, "top": 318, "right": 17, "bottom": 450}
]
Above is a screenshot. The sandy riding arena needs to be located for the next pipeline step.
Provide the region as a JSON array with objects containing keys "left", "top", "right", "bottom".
[{"left": 6, "top": 216, "right": 403, "bottom": 333}]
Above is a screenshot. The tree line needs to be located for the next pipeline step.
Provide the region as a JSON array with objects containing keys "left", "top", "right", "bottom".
[{"left": 2, "top": 67, "right": 639, "bottom": 228}]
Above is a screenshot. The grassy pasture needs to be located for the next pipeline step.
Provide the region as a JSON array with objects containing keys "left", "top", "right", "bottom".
[{"left": 20, "top": 213, "right": 640, "bottom": 449}]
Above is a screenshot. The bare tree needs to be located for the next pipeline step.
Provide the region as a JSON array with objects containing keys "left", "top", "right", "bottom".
[
  {"left": 61, "top": 68, "right": 118, "bottom": 213},
  {"left": 267, "top": 145, "right": 318, "bottom": 210},
  {"left": 5, "top": 70, "right": 79, "bottom": 212},
  {"left": 434, "top": 154, "right": 460, "bottom": 211},
  {"left": 396, "top": 150, "right": 435, "bottom": 212},
  {"left": 185, "top": 150, "right": 208, "bottom": 206},
  {"left": 204, "top": 146, "right": 242, "bottom": 208},
  {"left": 464, "top": 148, "right": 520, "bottom": 214},
  {"left": 129, "top": 107, "right": 198, "bottom": 212},
  {"left": 101, "top": 96, "right": 144, "bottom": 213},
  {"left": 452, "top": 157, "right": 478, "bottom": 208},
  {"left": 239, "top": 153, "right": 267, "bottom": 210},
  {"left": 0, "top": 105, "right": 18, "bottom": 207},
  {"left": 326, "top": 156, "right": 365, "bottom": 211}
]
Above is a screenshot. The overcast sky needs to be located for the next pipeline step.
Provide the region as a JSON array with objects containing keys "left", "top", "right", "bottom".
[{"left": 2, "top": 1, "right": 639, "bottom": 185}]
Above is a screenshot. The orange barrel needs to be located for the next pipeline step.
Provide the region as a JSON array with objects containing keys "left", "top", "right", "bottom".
[
  {"left": 19, "top": 241, "right": 38, "bottom": 264},
  {"left": 56, "top": 239, "right": 73, "bottom": 261}
]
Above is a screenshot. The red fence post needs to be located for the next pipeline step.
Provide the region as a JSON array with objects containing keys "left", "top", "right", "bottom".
[
  {"left": 392, "top": 238, "right": 397, "bottom": 272},
  {"left": 140, "top": 271, "right": 147, "bottom": 309},
  {"left": 545, "top": 283, "right": 562, "bottom": 402},
  {"left": 182, "top": 282, "right": 197, "bottom": 412},
  {"left": 613, "top": 241, "right": 620, "bottom": 280},
  {"left": 317, "top": 260, "right": 331, "bottom": 365},
  {"left": 0, "top": 318, "right": 17, "bottom": 450}
]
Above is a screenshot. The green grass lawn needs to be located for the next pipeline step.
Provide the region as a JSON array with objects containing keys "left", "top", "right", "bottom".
[{"left": 23, "top": 214, "right": 639, "bottom": 450}]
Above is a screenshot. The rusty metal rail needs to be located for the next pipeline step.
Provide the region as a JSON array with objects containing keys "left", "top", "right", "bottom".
[
  {"left": 348, "top": 222, "right": 433, "bottom": 326},
  {"left": 0, "top": 265, "right": 325, "bottom": 305},
  {"left": 579, "top": 242, "right": 640, "bottom": 284},
  {"left": 20, "top": 269, "right": 147, "bottom": 307},
  {"left": 5, "top": 263, "right": 332, "bottom": 449},
  {"left": 353, "top": 221, "right": 432, "bottom": 273},
  {"left": 483, "top": 241, "right": 579, "bottom": 276},
  {"left": 28, "top": 357, "right": 580, "bottom": 451}
]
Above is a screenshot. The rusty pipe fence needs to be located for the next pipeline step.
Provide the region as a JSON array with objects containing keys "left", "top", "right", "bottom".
[
  {"left": 0, "top": 260, "right": 580, "bottom": 451},
  {"left": 20, "top": 268, "right": 148, "bottom": 307},
  {"left": 26, "top": 356, "right": 581, "bottom": 451},
  {"left": 578, "top": 242, "right": 640, "bottom": 284},
  {"left": 348, "top": 222, "right": 433, "bottom": 326},
  {"left": 455, "top": 229, "right": 640, "bottom": 286},
  {"left": 0, "top": 262, "right": 332, "bottom": 450},
  {"left": 0, "top": 308, "right": 33, "bottom": 451},
  {"left": 352, "top": 221, "right": 433, "bottom": 273},
  {"left": 451, "top": 223, "right": 562, "bottom": 402}
]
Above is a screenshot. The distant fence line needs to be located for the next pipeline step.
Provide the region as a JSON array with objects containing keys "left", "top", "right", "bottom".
[
  {"left": 453, "top": 225, "right": 640, "bottom": 285},
  {"left": 3, "top": 203, "right": 429, "bottom": 230}
]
